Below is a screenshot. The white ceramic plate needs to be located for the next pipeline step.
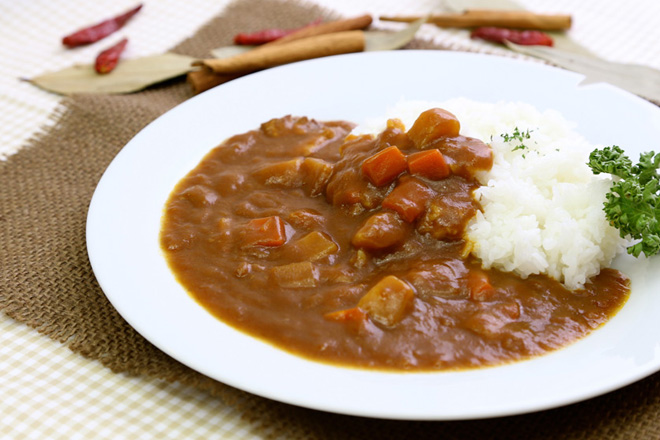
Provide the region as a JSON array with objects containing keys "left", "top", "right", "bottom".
[{"left": 87, "top": 51, "right": 660, "bottom": 420}]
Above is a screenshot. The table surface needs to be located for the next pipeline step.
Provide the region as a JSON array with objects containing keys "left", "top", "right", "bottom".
[{"left": 2, "top": 0, "right": 659, "bottom": 438}]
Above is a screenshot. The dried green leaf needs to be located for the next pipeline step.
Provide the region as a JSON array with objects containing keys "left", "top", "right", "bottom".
[
  {"left": 28, "top": 53, "right": 196, "bottom": 95},
  {"left": 210, "top": 45, "right": 254, "bottom": 59},
  {"left": 364, "top": 17, "right": 426, "bottom": 51},
  {"left": 506, "top": 43, "right": 660, "bottom": 103}
]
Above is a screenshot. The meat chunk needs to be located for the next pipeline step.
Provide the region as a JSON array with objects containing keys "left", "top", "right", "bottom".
[
  {"left": 287, "top": 209, "right": 325, "bottom": 229},
  {"left": 464, "top": 302, "right": 520, "bottom": 339},
  {"left": 417, "top": 192, "right": 478, "bottom": 241},
  {"left": 358, "top": 275, "right": 415, "bottom": 327},
  {"left": 406, "top": 259, "right": 470, "bottom": 299},
  {"left": 351, "top": 211, "right": 409, "bottom": 252},
  {"left": 381, "top": 176, "right": 434, "bottom": 223},
  {"left": 429, "top": 136, "right": 493, "bottom": 179}
]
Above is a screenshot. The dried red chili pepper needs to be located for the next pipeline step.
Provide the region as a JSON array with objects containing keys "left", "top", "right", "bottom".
[
  {"left": 95, "top": 38, "right": 128, "bottom": 74},
  {"left": 470, "top": 27, "right": 554, "bottom": 46},
  {"left": 62, "top": 4, "right": 143, "bottom": 48},
  {"left": 233, "top": 19, "right": 322, "bottom": 45}
]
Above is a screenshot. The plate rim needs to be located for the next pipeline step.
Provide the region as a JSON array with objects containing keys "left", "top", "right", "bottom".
[{"left": 86, "top": 50, "right": 660, "bottom": 420}]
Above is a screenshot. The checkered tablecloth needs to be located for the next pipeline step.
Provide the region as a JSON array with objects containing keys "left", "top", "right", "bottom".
[{"left": 1, "top": 0, "right": 659, "bottom": 438}]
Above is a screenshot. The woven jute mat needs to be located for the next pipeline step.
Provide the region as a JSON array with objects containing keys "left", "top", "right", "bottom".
[{"left": 2, "top": 0, "right": 660, "bottom": 438}]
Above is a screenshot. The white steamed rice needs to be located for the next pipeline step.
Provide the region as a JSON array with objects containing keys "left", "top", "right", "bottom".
[{"left": 354, "top": 98, "right": 626, "bottom": 290}]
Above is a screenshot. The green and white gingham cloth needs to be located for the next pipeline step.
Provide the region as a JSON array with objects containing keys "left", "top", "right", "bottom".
[{"left": 1, "top": 0, "right": 659, "bottom": 438}]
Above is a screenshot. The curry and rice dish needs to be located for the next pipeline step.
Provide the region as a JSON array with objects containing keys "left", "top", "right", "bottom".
[{"left": 160, "top": 100, "right": 630, "bottom": 371}]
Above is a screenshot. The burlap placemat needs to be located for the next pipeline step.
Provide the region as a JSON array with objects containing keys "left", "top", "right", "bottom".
[{"left": 2, "top": 0, "right": 660, "bottom": 438}]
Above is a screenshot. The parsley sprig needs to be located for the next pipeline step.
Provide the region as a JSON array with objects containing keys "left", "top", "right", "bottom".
[
  {"left": 588, "top": 145, "right": 660, "bottom": 257},
  {"left": 501, "top": 127, "right": 533, "bottom": 153}
]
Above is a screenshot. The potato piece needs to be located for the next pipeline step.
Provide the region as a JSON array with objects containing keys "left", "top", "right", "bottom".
[
  {"left": 290, "top": 231, "right": 338, "bottom": 262},
  {"left": 407, "top": 108, "right": 460, "bottom": 148},
  {"left": 301, "top": 157, "right": 334, "bottom": 196},
  {"left": 358, "top": 275, "right": 415, "bottom": 327},
  {"left": 270, "top": 262, "right": 317, "bottom": 288},
  {"left": 351, "top": 211, "right": 408, "bottom": 251},
  {"left": 252, "top": 158, "right": 302, "bottom": 187}
]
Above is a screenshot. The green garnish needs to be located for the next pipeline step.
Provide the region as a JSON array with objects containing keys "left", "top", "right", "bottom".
[
  {"left": 501, "top": 127, "right": 533, "bottom": 152},
  {"left": 588, "top": 145, "right": 660, "bottom": 257}
]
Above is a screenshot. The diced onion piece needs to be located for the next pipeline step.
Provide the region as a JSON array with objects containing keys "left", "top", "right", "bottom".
[
  {"left": 361, "top": 145, "right": 407, "bottom": 187},
  {"left": 407, "top": 108, "right": 460, "bottom": 148},
  {"left": 358, "top": 275, "right": 415, "bottom": 327}
]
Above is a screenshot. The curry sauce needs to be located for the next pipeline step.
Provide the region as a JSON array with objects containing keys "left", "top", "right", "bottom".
[{"left": 160, "top": 110, "right": 629, "bottom": 371}]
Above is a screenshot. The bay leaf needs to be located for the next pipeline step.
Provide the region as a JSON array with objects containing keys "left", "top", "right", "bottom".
[
  {"left": 364, "top": 17, "right": 426, "bottom": 51},
  {"left": 28, "top": 53, "right": 196, "bottom": 95},
  {"left": 210, "top": 45, "right": 254, "bottom": 59},
  {"left": 506, "top": 43, "right": 660, "bottom": 103}
]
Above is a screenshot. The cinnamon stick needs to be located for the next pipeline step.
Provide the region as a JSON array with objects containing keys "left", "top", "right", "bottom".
[
  {"left": 381, "top": 10, "right": 571, "bottom": 31},
  {"left": 266, "top": 14, "right": 372, "bottom": 46},
  {"left": 187, "top": 69, "right": 241, "bottom": 94},
  {"left": 196, "top": 31, "right": 366, "bottom": 75},
  {"left": 189, "top": 15, "right": 373, "bottom": 94}
]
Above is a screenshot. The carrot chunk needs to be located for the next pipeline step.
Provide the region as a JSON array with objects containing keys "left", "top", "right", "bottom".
[
  {"left": 407, "top": 149, "right": 451, "bottom": 180},
  {"left": 358, "top": 275, "right": 415, "bottom": 327},
  {"left": 243, "top": 216, "right": 287, "bottom": 247},
  {"left": 407, "top": 108, "right": 460, "bottom": 148},
  {"left": 467, "top": 270, "right": 495, "bottom": 301},
  {"left": 324, "top": 306, "right": 367, "bottom": 323},
  {"left": 381, "top": 177, "right": 433, "bottom": 223},
  {"left": 361, "top": 145, "right": 407, "bottom": 187}
]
